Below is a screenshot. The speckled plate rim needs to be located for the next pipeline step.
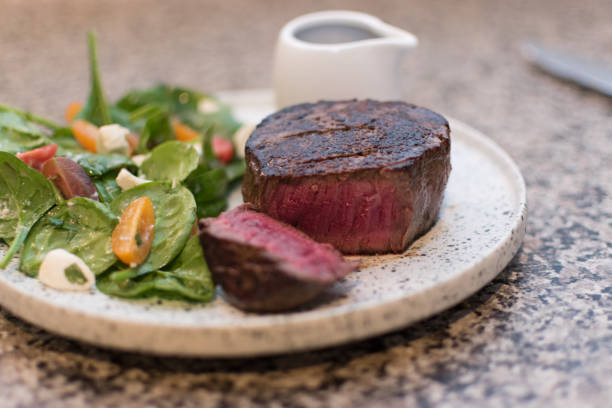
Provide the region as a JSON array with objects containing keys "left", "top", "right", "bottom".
[{"left": 0, "top": 90, "right": 527, "bottom": 357}]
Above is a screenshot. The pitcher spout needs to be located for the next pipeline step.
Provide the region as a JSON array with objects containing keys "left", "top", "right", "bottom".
[{"left": 373, "top": 21, "right": 418, "bottom": 49}]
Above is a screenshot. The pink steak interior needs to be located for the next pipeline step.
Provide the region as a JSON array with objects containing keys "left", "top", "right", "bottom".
[
  {"left": 262, "top": 178, "right": 411, "bottom": 253},
  {"left": 209, "top": 206, "right": 354, "bottom": 281}
]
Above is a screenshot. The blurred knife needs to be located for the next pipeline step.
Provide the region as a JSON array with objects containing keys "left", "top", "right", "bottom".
[{"left": 522, "top": 42, "right": 612, "bottom": 97}]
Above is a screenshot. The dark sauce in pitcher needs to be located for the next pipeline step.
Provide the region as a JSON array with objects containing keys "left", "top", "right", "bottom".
[{"left": 295, "top": 24, "right": 380, "bottom": 44}]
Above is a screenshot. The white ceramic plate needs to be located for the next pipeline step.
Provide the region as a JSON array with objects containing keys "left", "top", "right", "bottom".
[{"left": 0, "top": 89, "right": 526, "bottom": 357}]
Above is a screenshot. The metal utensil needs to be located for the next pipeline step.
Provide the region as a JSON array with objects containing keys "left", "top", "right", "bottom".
[{"left": 521, "top": 42, "right": 612, "bottom": 97}]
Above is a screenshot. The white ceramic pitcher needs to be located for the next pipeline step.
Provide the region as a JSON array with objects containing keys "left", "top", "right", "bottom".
[{"left": 274, "top": 10, "right": 418, "bottom": 108}]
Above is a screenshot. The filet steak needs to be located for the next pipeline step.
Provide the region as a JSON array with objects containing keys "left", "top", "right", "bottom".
[
  {"left": 199, "top": 204, "right": 357, "bottom": 312},
  {"left": 242, "top": 99, "right": 451, "bottom": 254}
]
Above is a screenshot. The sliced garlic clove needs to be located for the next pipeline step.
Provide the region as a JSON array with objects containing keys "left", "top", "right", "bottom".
[{"left": 38, "top": 249, "right": 95, "bottom": 291}]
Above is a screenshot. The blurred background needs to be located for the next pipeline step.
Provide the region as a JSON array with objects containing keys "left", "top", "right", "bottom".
[{"left": 1, "top": 0, "right": 609, "bottom": 117}]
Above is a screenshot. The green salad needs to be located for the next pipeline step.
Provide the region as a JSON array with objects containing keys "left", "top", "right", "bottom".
[{"left": 0, "top": 32, "right": 247, "bottom": 303}]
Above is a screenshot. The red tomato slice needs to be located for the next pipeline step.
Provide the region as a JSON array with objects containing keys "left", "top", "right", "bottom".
[
  {"left": 16, "top": 144, "right": 58, "bottom": 171},
  {"left": 212, "top": 136, "right": 234, "bottom": 164}
]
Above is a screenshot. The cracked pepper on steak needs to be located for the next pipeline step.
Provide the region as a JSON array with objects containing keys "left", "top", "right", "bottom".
[{"left": 242, "top": 99, "right": 451, "bottom": 254}]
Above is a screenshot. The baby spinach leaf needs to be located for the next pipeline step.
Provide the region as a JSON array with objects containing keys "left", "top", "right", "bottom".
[
  {"left": 0, "top": 111, "right": 46, "bottom": 137},
  {"left": 0, "top": 112, "right": 48, "bottom": 153},
  {"left": 0, "top": 103, "right": 61, "bottom": 132},
  {"left": 64, "top": 151, "right": 135, "bottom": 177},
  {"left": 94, "top": 172, "right": 122, "bottom": 204},
  {"left": 195, "top": 199, "right": 227, "bottom": 218},
  {"left": 181, "top": 104, "right": 241, "bottom": 137},
  {"left": 19, "top": 198, "right": 117, "bottom": 276},
  {"left": 137, "top": 111, "right": 173, "bottom": 153},
  {"left": 117, "top": 84, "right": 203, "bottom": 115},
  {"left": 115, "top": 89, "right": 175, "bottom": 153},
  {"left": 201, "top": 125, "right": 217, "bottom": 166},
  {"left": 127, "top": 103, "right": 167, "bottom": 123},
  {"left": 0, "top": 152, "right": 57, "bottom": 268},
  {"left": 0, "top": 114, "right": 89, "bottom": 156},
  {"left": 97, "top": 271, "right": 165, "bottom": 298},
  {"left": 185, "top": 166, "right": 227, "bottom": 201},
  {"left": 224, "top": 158, "right": 246, "bottom": 183},
  {"left": 116, "top": 85, "right": 172, "bottom": 112},
  {"left": 110, "top": 182, "right": 196, "bottom": 277},
  {"left": 140, "top": 141, "right": 199, "bottom": 183},
  {"left": 97, "top": 236, "right": 214, "bottom": 302},
  {"left": 182, "top": 160, "right": 240, "bottom": 218},
  {"left": 0, "top": 128, "right": 46, "bottom": 154},
  {"left": 160, "top": 236, "right": 214, "bottom": 297},
  {"left": 51, "top": 127, "right": 86, "bottom": 152},
  {"left": 75, "top": 32, "right": 112, "bottom": 126},
  {"left": 170, "top": 87, "right": 206, "bottom": 114},
  {"left": 184, "top": 166, "right": 228, "bottom": 218},
  {"left": 109, "top": 106, "right": 133, "bottom": 130}
]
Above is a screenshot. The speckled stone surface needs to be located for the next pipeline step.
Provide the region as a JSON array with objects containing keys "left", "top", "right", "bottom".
[{"left": 0, "top": 0, "right": 610, "bottom": 407}]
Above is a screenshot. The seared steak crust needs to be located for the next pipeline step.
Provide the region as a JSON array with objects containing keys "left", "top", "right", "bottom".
[{"left": 243, "top": 100, "right": 451, "bottom": 254}]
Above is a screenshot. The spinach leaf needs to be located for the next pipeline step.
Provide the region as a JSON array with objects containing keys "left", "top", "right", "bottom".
[
  {"left": 19, "top": 198, "right": 117, "bottom": 276},
  {"left": 160, "top": 235, "right": 214, "bottom": 298},
  {"left": 75, "top": 32, "right": 112, "bottom": 126},
  {"left": 109, "top": 106, "right": 133, "bottom": 130},
  {"left": 109, "top": 182, "right": 196, "bottom": 277},
  {"left": 140, "top": 141, "right": 199, "bottom": 183},
  {"left": 201, "top": 125, "right": 217, "bottom": 166},
  {"left": 181, "top": 103, "right": 241, "bottom": 137},
  {"left": 185, "top": 166, "right": 227, "bottom": 201},
  {"left": 137, "top": 111, "right": 173, "bottom": 153},
  {"left": 51, "top": 127, "right": 86, "bottom": 152},
  {"left": 116, "top": 84, "right": 203, "bottom": 115},
  {"left": 97, "top": 236, "right": 214, "bottom": 302},
  {"left": 0, "top": 117, "right": 83, "bottom": 155},
  {"left": 115, "top": 88, "right": 176, "bottom": 153},
  {"left": 224, "top": 159, "right": 246, "bottom": 183},
  {"left": 0, "top": 103, "right": 61, "bottom": 132},
  {"left": 195, "top": 199, "right": 227, "bottom": 218},
  {"left": 184, "top": 166, "right": 228, "bottom": 218},
  {"left": 170, "top": 87, "right": 206, "bottom": 114},
  {"left": 0, "top": 111, "right": 46, "bottom": 137},
  {"left": 94, "top": 172, "right": 122, "bottom": 204},
  {"left": 63, "top": 151, "right": 135, "bottom": 177},
  {"left": 128, "top": 103, "right": 167, "bottom": 123},
  {"left": 0, "top": 152, "right": 57, "bottom": 268},
  {"left": 0, "top": 128, "right": 46, "bottom": 154},
  {"left": 0, "top": 112, "right": 48, "bottom": 153},
  {"left": 0, "top": 114, "right": 88, "bottom": 155},
  {"left": 116, "top": 85, "right": 171, "bottom": 112}
]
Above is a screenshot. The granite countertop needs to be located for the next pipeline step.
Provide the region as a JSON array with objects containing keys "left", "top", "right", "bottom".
[{"left": 0, "top": 0, "right": 610, "bottom": 407}]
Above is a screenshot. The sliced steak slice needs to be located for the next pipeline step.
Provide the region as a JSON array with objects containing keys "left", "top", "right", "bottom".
[
  {"left": 242, "top": 99, "right": 451, "bottom": 254},
  {"left": 199, "top": 204, "right": 357, "bottom": 312}
]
